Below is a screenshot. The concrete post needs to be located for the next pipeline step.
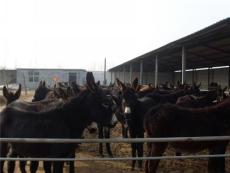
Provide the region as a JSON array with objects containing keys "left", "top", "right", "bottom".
[
  {"left": 129, "top": 63, "right": 133, "bottom": 84},
  {"left": 140, "top": 60, "right": 143, "bottom": 84},
  {"left": 155, "top": 55, "right": 158, "bottom": 88},
  {"left": 123, "top": 66, "right": 125, "bottom": 83},
  {"left": 182, "top": 46, "right": 186, "bottom": 84}
]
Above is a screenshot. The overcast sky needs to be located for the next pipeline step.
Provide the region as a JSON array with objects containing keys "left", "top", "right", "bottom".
[{"left": 0, "top": 0, "right": 230, "bottom": 71}]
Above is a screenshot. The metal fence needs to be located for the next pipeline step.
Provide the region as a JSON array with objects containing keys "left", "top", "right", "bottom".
[{"left": 0, "top": 136, "right": 230, "bottom": 161}]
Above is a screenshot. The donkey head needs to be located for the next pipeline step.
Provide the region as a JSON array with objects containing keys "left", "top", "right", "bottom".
[
  {"left": 85, "top": 72, "right": 118, "bottom": 130},
  {"left": 116, "top": 78, "right": 139, "bottom": 131},
  {"left": 32, "top": 81, "right": 51, "bottom": 102},
  {"left": 3, "top": 84, "right": 21, "bottom": 104}
]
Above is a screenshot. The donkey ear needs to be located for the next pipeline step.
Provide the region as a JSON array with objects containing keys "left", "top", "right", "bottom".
[
  {"left": 3, "top": 86, "right": 10, "bottom": 99},
  {"left": 116, "top": 78, "right": 126, "bottom": 91},
  {"left": 86, "top": 72, "right": 97, "bottom": 91},
  {"left": 223, "top": 86, "right": 227, "bottom": 92},
  {"left": 132, "top": 78, "right": 139, "bottom": 91},
  {"left": 42, "top": 81, "right": 46, "bottom": 87},
  {"left": 86, "top": 72, "right": 95, "bottom": 85},
  {"left": 14, "top": 84, "right": 21, "bottom": 99},
  {"left": 39, "top": 81, "right": 43, "bottom": 86}
]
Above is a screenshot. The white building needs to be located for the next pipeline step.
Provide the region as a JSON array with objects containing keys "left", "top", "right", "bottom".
[{"left": 16, "top": 68, "right": 87, "bottom": 90}]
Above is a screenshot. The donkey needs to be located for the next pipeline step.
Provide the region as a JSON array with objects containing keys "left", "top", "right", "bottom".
[
  {"left": 176, "top": 89, "right": 218, "bottom": 108},
  {"left": 146, "top": 82, "right": 201, "bottom": 104},
  {"left": 91, "top": 85, "right": 119, "bottom": 158},
  {"left": 6, "top": 81, "right": 66, "bottom": 173},
  {"left": 116, "top": 78, "right": 156, "bottom": 170},
  {"left": 144, "top": 97, "right": 230, "bottom": 173},
  {"left": 6, "top": 99, "right": 67, "bottom": 173},
  {"left": 23, "top": 81, "right": 81, "bottom": 173},
  {"left": 0, "top": 72, "right": 117, "bottom": 173}
]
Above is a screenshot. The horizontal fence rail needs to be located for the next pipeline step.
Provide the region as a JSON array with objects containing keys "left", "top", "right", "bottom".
[
  {"left": 0, "top": 136, "right": 230, "bottom": 162},
  {"left": 0, "top": 154, "right": 230, "bottom": 161},
  {"left": 0, "top": 136, "right": 230, "bottom": 143}
]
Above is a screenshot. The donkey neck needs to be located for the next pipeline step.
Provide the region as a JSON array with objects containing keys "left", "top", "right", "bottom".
[
  {"left": 132, "top": 97, "right": 154, "bottom": 119},
  {"left": 61, "top": 90, "right": 90, "bottom": 118}
]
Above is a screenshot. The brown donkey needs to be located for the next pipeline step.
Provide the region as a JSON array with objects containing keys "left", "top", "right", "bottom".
[{"left": 144, "top": 97, "right": 230, "bottom": 173}]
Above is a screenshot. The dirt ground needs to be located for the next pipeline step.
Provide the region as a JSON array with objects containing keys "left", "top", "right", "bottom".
[{"left": 0, "top": 90, "right": 230, "bottom": 173}]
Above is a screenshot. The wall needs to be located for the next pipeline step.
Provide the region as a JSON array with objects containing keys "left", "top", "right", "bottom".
[
  {"left": 111, "top": 71, "right": 174, "bottom": 85},
  {"left": 174, "top": 67, "right": 229, "bottom": 89},
  {"left": 0, "top": 70, "right": 16, "bottom": 85}
]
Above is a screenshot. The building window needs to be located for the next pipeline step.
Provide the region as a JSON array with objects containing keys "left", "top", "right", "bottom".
[
  {"left": 28, "top": 70, "right": 39, "bottom": 82},
  {"left": 69, "top": 72, "right": 77, "bottom": 83}
]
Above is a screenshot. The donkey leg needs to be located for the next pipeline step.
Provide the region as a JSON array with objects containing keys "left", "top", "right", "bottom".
[
  {"left": 121, "top": 124, "right": 125, "bottom": 138},
  {"left": 129, "top": 130, "right": 137, "bottom": 170},
  {"left": 145, "top": 142, "right": 152, "bottom": 173},
  {"left": 137, "top": 143, "right": 144, "bottom": 170},
  {"left": 98, "top": 124, "right": 104, "bottom": 157},
  {"left": 7, "top": 149, "right": 17, "bottom": 173},
  {"left": 0, "top": 143, "right": 8, "bottom": 173},
  {"left": 69, "top": 161, "right": 75, "bottom": 173},
  {"left": 121, "top": 124, "right": 128, "bottom": 138},
  {"left": 19, "top": 161, "right": 27, "bottom": 173},
  {"left": 104, "top": 127, "right": 113, "bottom": 157},
  {"left": 7, "top": 160, "right": 15, "bottom": 173},
  {"left": 208, "top": 144, "right": 227, "bottom": 173},
  {"left": 44, "top": 161, "right": 52, "bottom": 173},
  {"left": 137, "top": 133, "right": 144, "bottom": 170},
  {"left": 148, "top": 143, "right": 167, "bottom": 173},
  {"left": 53, "top": 161, "right": 64, "bottom": 173},
  {"left": 68, "top": 151, "right": 75, "bottom": 173},
  {"left": 131, "top": 143, "right": 137, "bottom": 171},
  {"left": 30, "top": 161, "right": 39, "bottom": 173}
]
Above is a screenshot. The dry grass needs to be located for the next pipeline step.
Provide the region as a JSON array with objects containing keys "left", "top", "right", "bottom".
[{"left": 0, "top": 91, "right": 230, "bottom": 173}]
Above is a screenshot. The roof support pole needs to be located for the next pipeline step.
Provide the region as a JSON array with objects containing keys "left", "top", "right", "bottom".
[
  {"left": 182, "top": 46, "right": 186, "bottom": 84},
  {"left": 129, "top": 63, "right": 133, "bottom": 84},
  {"left": 155, "top": 55, "right": 158, "bottom": 88},
  {"left": 110, "top": 71, "right": 113, "bottom": 84},
  {"left": 211, "top": 68, "right": 214, "bottom": 83},
  {"left": 123, "top": 66, "right": 125, "bottom": 83},
  {"left": 140, "top": 60, "right": 143, "bottom": 85},
  {"left": 103, "top": 58, "right": 106, "bottom": 85},
  {"left": 192, "top": 69, "right": 195, "bottom": 83},
  {"left": 208, "top": 67, "right": 211, "bottom": 89},
  {"left": 228, "top": 66, "right": 230, "bottom": 88}
]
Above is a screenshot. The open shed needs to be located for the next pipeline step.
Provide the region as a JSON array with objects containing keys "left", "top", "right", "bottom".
[{"left": 109, "top": 18, "right": 230, "bottom": 89}]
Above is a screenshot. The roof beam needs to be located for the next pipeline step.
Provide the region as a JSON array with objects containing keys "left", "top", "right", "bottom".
[
  {"left": 203, "top": 44, "right": 230, "bottom": 55},
  {"left": 188, "top": 51, "right": 225, "bottom": 65}
]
